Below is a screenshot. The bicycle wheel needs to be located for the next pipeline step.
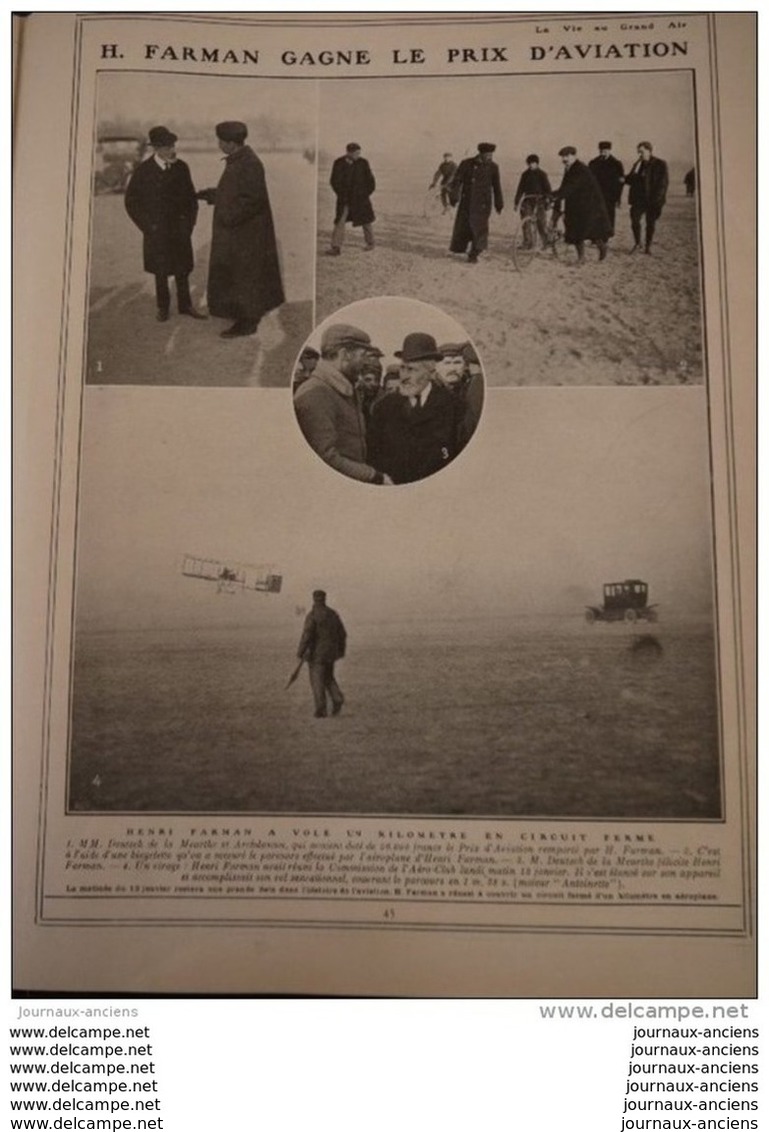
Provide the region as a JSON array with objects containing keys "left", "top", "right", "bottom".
[
  {"left": 512, "top": 217, "right": 537, "bottom": 270},
  {"left": 422, "top": 191, "right": 444, "bottom": 220}
]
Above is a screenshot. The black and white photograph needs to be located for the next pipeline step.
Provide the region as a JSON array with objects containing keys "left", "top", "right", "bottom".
[
  {"left": 316, "top": 72, "right": 702, "bottom": 388},
  {"left": 68, "top": 386, "right": 719, "bottom": 819},
  {"left": 86, "top": 72, "right": 316, "bottom": 387},
  {"left": 14, "top": 12, "right": 754, "bottom": 999},
  {"left": 293, "top": 297, "right": 485, "bottom": 486}
]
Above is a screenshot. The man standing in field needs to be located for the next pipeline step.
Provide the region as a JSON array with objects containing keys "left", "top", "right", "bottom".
[
  {"left": 625, "top": 140, "right": 669, "bottom": 255},
  {"left": 449, "top": 142, "right": 504, "bottom": 263},
  {"left": 327, "top": 142, "right": 376, "bottom": 255},
  {"left": 197, "top": 120, "right": 285, "bottom": 338},
  {"left": 588, "top": 141, "right": 625, "bottom": 238},
  {"left": 124, "top": 125, "right": 207, "bottom": 323},
  {"left": 297, "top": 590, "right": 347, "bottom": 718},
  {"left": 551, "top": 146, "right": 611, "bottom": 264}
]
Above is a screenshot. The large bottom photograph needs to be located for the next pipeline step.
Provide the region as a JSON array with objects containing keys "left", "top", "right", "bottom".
[{"left": 68, "top": 385, "right": 719, "bottom": 820}]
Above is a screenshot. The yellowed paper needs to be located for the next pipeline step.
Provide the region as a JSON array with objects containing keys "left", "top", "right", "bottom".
[{"left": 14, "top": 12, "right": 755, "bottom": 995}]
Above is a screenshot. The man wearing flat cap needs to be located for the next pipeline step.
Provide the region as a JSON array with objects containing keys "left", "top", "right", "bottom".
[
  {"left": 124, "top": 125, "right": 206, "bottom": 323},
  {"left": 588, "top": 142, "right": 625, "bottom": 238},
  {"left": 368, "top": 333, "right": 463, "bottom": 484},
  {"left": 449, "top": 142, "right": 504, "bottom": 263},
  {"left": 551, "top": 146, "right": 611, "bottom": 264},
  {"left": 294, "top": 324, "right": 392, "bottom": 484},
  {"left": 197, "top": 121, "right": 285, "bottom": 338},
  {"left": 435, "top": 342, "right": 484, "bottom": 449},
  {"left": 327, "top": 143, "right": 376, "bottom": 256},
  {"left": 513, "top": 155, "right": 553, "bottom": 249},
  {"left": 297, "top": 589, "right": 347, "bottom": 718},
  {"left": 625, "top": 141, "right": 669, "bottom": 254}
]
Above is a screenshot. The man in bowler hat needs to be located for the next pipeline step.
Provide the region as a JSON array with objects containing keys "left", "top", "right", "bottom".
[
  {"left": 297, "top": 590, "right": 347, "bottom": 718},
  {"left": 449, "top": 142, "right": 504, "bottom": 263},
  {"left": 197, "top": 121, "right": 285, "bottom": 338},
  {"left": 124, "top": 125, "right": 207, "bottom": 323},
  {"left": 368, "top": 333, "right": 463, "bottom": 484}
]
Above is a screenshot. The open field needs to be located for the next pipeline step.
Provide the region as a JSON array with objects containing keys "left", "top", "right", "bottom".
[
  {"left": 86, "top": 150, "right": 313, "bottom": 387},
  {"left": 316, "top": 167, "right": 703, "bottom": 387},
  {"left": 69, "top": 616, "right": 720, "bottom": 818}
]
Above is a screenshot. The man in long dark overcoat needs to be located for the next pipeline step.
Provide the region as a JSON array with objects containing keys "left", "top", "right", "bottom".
[
  {"left": 124, "top": 125, "right": 206, "bottom": 323},
  {"left": 327, "top": 142, "right": 376, "bottom": 255},
  {"left": 297, "top": 590, "right": 348, "bottom": 718},
  {"left": 198, "top": 121, "right": 285, "bottom": 338},
  {"left": 625, "top": 141, "right": 669, "bottom": 255},
  {"left": 449, "top": 142, "right": 504, "bottom": 263},
  {"left": 368, "top": 333, "right": 463, "bottom": 484},
  {"left": 552, "top": 146, "right": 611, "bottom": 264},
  {"left": 588, "top": 141, "right": 625, "bottom": 238}
]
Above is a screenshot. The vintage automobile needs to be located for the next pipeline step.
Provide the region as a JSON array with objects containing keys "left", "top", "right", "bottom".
[
  {"left": 94, "top": 134, "right": 147, "bottom": 194},
  {"left": 585, "top": 579, "right": 658, "bottom": 624}
]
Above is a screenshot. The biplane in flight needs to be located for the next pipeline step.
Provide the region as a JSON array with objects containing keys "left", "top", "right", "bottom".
[{"left": 181, "top": 554, "right": 282, "bottom": 595}]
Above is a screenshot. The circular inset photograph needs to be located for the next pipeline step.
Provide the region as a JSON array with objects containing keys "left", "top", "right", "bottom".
[{"left": 292, "top": 297, "right": 484, "bottom": 486}]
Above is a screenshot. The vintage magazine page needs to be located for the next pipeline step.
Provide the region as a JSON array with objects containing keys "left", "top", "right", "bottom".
[{"left": 13, "top": 11, "right": 755, "bottom": 996}]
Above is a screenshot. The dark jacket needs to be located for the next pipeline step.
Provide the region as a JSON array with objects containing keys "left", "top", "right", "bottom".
[
  {"left": 368, "top": 381, "right": 462, "bottom": 485},
  {"left": 514, "top": 167, "right": 552, "bottom": 208},
  {"left": 553, "top": 160, "right": 611, "bottom": 244},
  {"left": 588, "top": 153, "right": 625, "bottom": 207},
  {"left": 124, "top": 156, "right": 198, "bottom": 276},
  {"left": 294, "top": 358, "right": 380, "bottom": 483},
  {"left": 206, "top": 145, "right": 285, "bottom": 322},
  {"left": 626, "top": 156, "right": 669, "bottom": 215},
  {"left": 330, "top": 155, "right": 376, "bottom": 226},
  {"left": 457, "top": 372, "right": 484, "bottom": 449},
  {"left": 430, "top": 159, "right": 457, "bottom": 188},
  {"left": 298, "top": 604, "right": 347, "bottom": 663},
  {"left": 449, "top": 156, "right": 504, "bottom": 253}
]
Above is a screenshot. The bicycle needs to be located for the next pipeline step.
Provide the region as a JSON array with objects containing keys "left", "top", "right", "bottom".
[
  {"left": 422, "top": 184, "right": 454, "bottom": 220},
  {"left": 512, "top": 195, "right": 563, "bottom": 270}
]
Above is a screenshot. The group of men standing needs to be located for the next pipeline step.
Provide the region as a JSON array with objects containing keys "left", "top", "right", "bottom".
[
  {"left": 293, "top": 323, "right": 482, "bottom": 486},
  {"left": 124, "top": 122, "right": 284, "bottom": 337},
  {"left": 444, "top": 138, "right": 670, "bottom": 264}
]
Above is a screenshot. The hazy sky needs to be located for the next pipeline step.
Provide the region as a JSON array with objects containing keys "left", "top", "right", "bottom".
[
  {"left": 95, "top": 69, "right": 695, "bottom": 172},
  {"left": 97, "top": 71, "right": 317, "bottom": 138},
  {"left": 76, "top": 385, "right": 714, "bottom": 631},
  {"left": 319, "top": 71, "right": 696, "bottom": 173}
]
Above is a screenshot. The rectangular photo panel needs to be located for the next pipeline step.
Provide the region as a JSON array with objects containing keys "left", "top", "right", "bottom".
[
  {"left": 67, "top": 386, "right": 718, "bottom": 821},
  {"left": 87, "top": 72, "right": 317, "bottom": 387},
  {"left": 316, "top": 71, "right": 701, "bottom": 388}
]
